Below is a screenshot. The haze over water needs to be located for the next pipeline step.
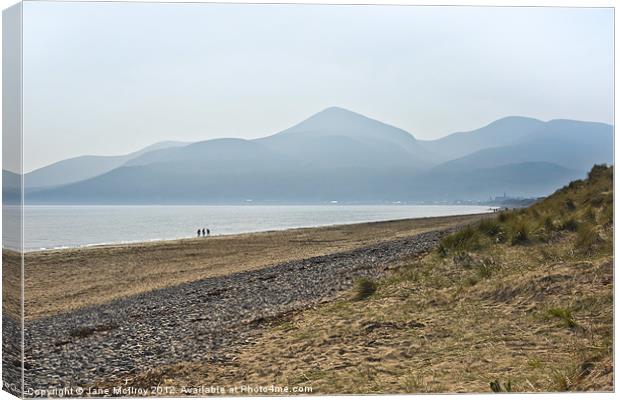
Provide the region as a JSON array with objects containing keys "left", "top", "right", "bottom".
[{"left": 7, "top": 205, "right": 491, "bottom": 251}]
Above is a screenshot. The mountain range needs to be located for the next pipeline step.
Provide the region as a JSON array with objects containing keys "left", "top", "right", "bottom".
[{"left": 13, "top": 107, "right": 614, "bottom": 204}]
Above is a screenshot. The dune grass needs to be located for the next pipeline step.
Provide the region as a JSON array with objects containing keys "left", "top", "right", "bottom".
[{"left": 438, "top": 164, "right": 613, "bottom": 258}]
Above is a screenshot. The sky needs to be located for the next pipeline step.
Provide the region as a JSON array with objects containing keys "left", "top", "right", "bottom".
[{"left": 21, "top": 2, "right": 613, "bottom": 172}]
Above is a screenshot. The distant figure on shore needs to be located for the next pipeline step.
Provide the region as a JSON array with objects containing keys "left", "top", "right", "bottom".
[
  {"left": 202, "top": 228, "right": 206, "bottom": 237},
  {"left": 207, "top": 228, "right": 210, "bottom": 236},
  {"left": 197, "top": 228, "right": 201, "bottom": 237}
]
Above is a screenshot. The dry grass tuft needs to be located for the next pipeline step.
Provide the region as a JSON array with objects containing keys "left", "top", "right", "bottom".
[
  {"left": 546, "top": 308, "right": 578, "bottom": 329},
  {"left": 352, "top": 277, "right": 377, "bottom": 301}
]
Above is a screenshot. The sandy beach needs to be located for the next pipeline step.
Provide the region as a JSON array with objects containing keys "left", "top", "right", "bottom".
[
  {"left": 1, "top": 213, "right": 488, "bottom": 392},
  {"left": 14, "top": 213, "right": 485, "bottom": 321}
]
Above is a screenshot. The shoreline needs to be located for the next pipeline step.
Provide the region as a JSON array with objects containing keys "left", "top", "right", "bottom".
[
  {"left": 11, "top": 213, "right": 488, "bottom": 321},
  {"left": 13, "top": 211, "right": 493, "bottom": 254}
]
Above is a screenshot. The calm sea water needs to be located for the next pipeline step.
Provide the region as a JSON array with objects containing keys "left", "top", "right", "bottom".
[{"left": 4, "top": 205, "right": 491, "bottom": 251}]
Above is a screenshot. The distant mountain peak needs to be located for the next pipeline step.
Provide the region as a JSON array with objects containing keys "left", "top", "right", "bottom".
[
  {"left": 304, "top": 106, "right": 372, "bottom": 123},
  {"left": 317, "top": 106, "right": 360, "bottom": 115},
  {"left": 321, "top": 105, "right": 349, "bottom": 112},
  {"left": 255, "top": 106, "right": 435, "bottom": 166},
  {"left": 476, "top": 115, "right": 544, "bottom": 131},
  {"left": 284, "top": 106, "right": 414, "bottom": 139},
  {"left": 494, "top": 115, "right": 542, "bottom": 122}
]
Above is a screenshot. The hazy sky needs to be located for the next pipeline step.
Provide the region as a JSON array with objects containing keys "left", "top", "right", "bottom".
[{"left": 22, "top": 2, "right": 613, "bottom": 172}]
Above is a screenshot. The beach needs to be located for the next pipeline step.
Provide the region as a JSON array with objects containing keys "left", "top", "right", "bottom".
[
  {"left": 17, "top": 213, "right": 485, "bottom": 321},
  {"left": 3, "top": 213, "right": 486, "bottom": 392}
]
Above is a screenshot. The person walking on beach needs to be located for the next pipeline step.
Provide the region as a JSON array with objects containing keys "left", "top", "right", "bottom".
[
  {"left": 197, "top": 228, "right": 201, "bottom": 237},
  {"left": 207, "top": 228, "right": 210, "bottom": 236},
  {"left": 202, "top": 228, "right": 206, "bottom": 237}
]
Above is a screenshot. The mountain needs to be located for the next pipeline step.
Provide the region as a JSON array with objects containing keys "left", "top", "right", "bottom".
[
  {"left": 26, "top": 139, "right": 302, "bottom": 204},
  {"left": 24, "top": 108, "right": 613, "bottom": 204},
  {"left": 419, "top": 116, "right": 546, "bottom": 162},
  {"left": 123, "top": 107, "right": 434, "bottom": 171},
  {"left": 25, "top": 108, "right": 435, "bottom": 204},
  {"left": 430, "top": 119, "right": 613, "bottom": 174},
  {"left": 257, "top": 107, "right": 435, "bottom": 169},
  {"left": 24, "top": 141, "right": 189, "bottom": 189}
]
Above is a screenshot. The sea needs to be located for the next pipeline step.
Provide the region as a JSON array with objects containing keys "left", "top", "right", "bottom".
[{"left": 3, "top": 205, "right": 491, "bottom": 251}]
